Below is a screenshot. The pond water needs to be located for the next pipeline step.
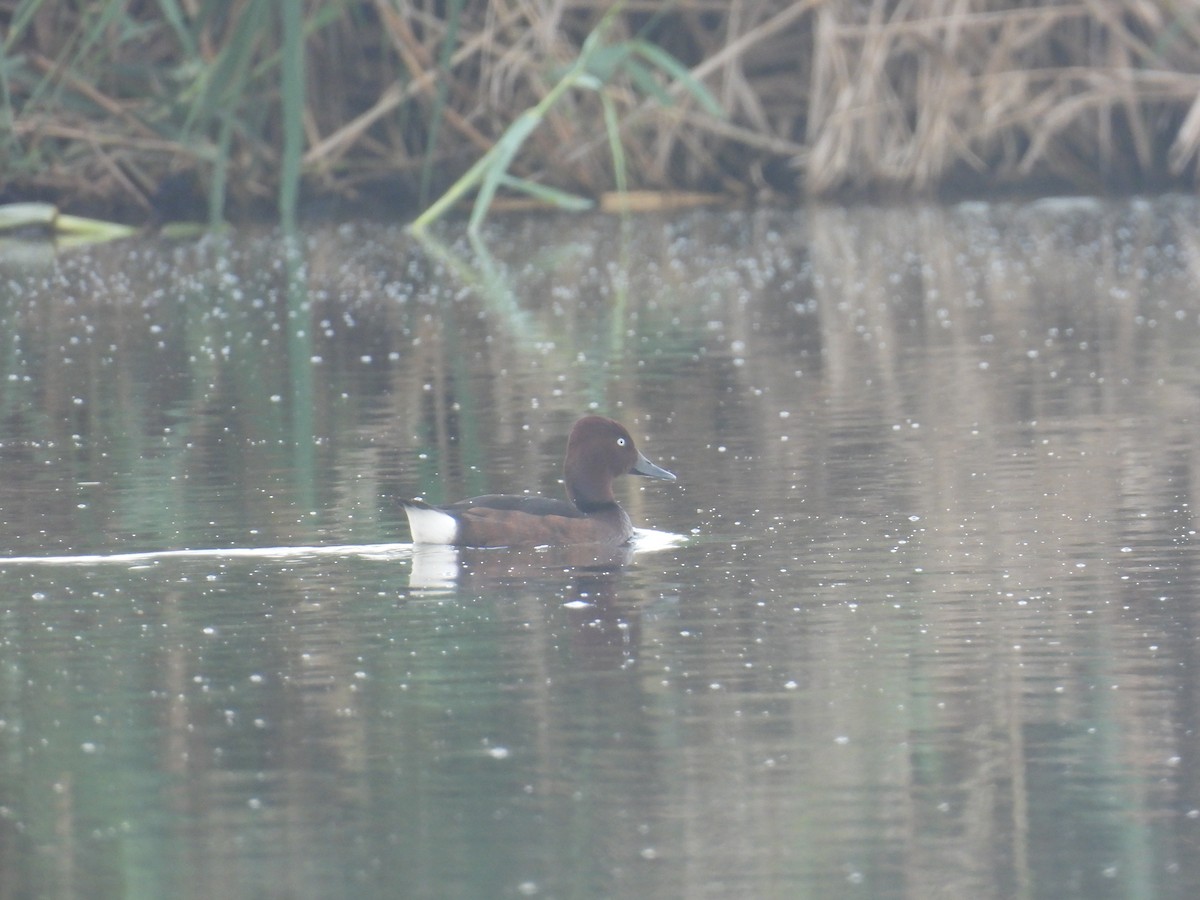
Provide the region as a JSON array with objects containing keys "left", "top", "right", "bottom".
[{"left": 1, "top": 196, "right": 1199, "bottom": 898}]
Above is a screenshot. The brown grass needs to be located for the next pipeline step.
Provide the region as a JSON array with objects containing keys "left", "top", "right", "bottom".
[
  {"left": 804, "top": 1, "right": 1200, "bottom": 194},
  {"left": 4, "top": 0, "right": 1200, "bottom": 220}
]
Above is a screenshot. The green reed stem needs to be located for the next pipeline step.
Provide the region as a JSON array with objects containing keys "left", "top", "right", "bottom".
[
  {"left": 409, "top": 1, "right": 629, "bottom": 235},
  {"left": 279, "top": 0, "right": 306, "bottom": 231},
  {"left": 419, "top": 0, "right": 465, "bottom": 210}
]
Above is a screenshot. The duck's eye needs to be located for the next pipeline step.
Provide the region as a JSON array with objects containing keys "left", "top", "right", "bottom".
[{"left": 616, "top": 437, "right": 627, "bottom": 447}]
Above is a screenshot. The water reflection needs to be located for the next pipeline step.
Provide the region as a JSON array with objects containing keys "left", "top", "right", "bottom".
[{"left": 1, "top": 197, "right": 1200, "bottom": 897}]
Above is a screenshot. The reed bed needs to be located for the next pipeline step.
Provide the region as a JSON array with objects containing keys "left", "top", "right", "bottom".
[{"left": 3, "top": 0, "right": 1200, "bottom": 223}]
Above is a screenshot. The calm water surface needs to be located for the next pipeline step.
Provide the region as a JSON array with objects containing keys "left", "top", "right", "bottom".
[{"left": 1, "top": 197, "right": 1199, "bottom": 898}]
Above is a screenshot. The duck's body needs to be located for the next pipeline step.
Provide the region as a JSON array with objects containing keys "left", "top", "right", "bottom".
[{"left": 401, "top": 416, "right": 675, "bottom": 547}]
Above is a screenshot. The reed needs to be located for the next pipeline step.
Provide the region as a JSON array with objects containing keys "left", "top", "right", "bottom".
[
  {"left": 2, "top": 1, "right": 1200, "bottom": 225},
  {"left": 804, "top": 1, "right": 1200, "bottom": 194},
  {"left": 408, "top": 0, "right": 723, "bottom": 233}
]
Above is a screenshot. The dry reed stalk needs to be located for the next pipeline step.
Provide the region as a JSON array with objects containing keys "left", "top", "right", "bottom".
[
  {"left": 372, "top": 0, "right": 494, "bottom": 152},
  {"left": 804, "top": 0, "right": 1200, "bottom": 195},
  {"left": 302, "top": 2, "right": 535, "bottom": 175}
]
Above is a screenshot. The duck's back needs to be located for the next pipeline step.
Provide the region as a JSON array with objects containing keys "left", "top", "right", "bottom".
[{"left": 446, "top": 494, "right": 583, "bottom": 518}]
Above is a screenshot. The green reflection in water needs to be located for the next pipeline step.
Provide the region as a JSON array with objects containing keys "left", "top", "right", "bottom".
[{"left": 286, "top": 237, "right": 316, "bottom": 514}]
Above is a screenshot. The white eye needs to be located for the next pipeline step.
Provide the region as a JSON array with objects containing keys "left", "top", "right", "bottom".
[{"left": 616, "top": 437, "right": 627, "bottom": 446}]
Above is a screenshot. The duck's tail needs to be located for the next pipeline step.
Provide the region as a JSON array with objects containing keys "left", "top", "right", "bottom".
[{"left": 400, "top": 499, "right": 459, "bottom": 545}]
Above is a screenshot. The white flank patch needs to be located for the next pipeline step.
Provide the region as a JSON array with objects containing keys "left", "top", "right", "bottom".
[{"left": 404, "top": 504, "right": 459, "bottom": 545}]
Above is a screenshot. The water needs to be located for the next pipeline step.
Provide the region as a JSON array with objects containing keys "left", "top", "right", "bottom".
[{"left": 1, "top": 197, "right": 1199, "bottom": 898}]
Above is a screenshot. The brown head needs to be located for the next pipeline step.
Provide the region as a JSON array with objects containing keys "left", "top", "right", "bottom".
[{"left": 564, "top": 416, "right": 676, "bottom": 513}]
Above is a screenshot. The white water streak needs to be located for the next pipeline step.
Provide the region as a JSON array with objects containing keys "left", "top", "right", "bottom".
[{"left": 1, "top": 543, "right": 414, "bottom": 566}]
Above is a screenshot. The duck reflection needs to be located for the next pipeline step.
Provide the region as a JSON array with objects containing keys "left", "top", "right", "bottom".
[
  {"left": 409, "top": 541, "right": 634, "bottom": 590},
  {"left": 408, "top": 542, "right": 645, "bottom": 669}
]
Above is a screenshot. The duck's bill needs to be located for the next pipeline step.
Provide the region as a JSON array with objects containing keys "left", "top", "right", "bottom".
[{"left": 631, "top": 452, "right": 677, "bottom": 482}]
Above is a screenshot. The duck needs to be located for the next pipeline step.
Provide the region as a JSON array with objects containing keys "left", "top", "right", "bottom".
[{"left": 400, "top": 415, "right": 676, "bottom": 547}]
